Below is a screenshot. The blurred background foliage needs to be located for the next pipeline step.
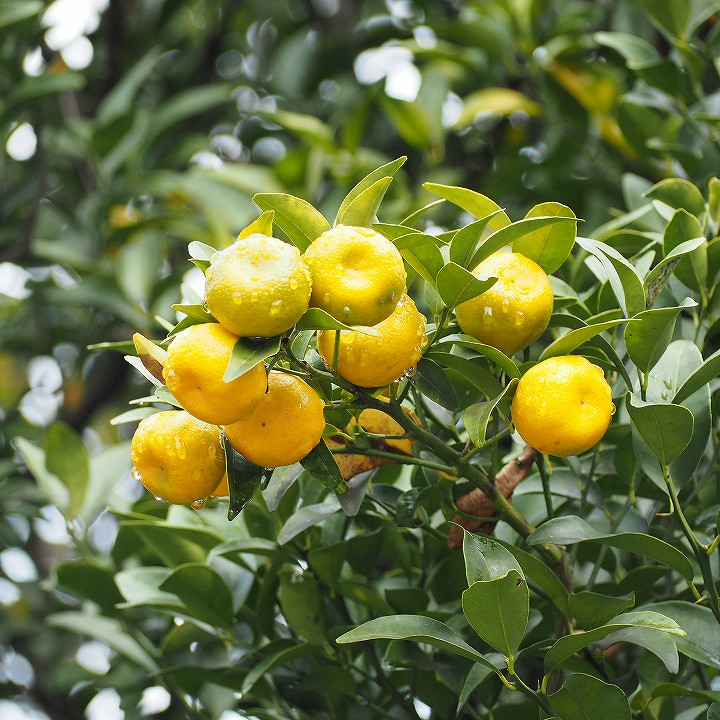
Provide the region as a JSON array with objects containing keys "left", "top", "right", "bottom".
[{"left": 2, "top": 0, "right": 720, "bottom": 718}]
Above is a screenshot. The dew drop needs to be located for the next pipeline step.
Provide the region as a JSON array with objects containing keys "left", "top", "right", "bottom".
[
  {"left": 202, "top": 301, "right": 211, "bottom": 312},
  {"left": 484, "top": 306, "right": 493, "bottom": 316},
  {"left": 251, "top": 274, "right": 260, "bottom": 282},
  {"left": 154, "top": 495, "right": 164, "bottom": 502},
  {"left": 131, "top": 468, "right": 141, "bottom": 480},
  {"left": 191, "top": 498, "right": 206, "bottom": 509},
  {"left": 289, "top": 279, "right": 298, "bottom": 290},
  {"left": 406, "top": 366, "right": 418, "bottom": 377},
  {"left": 610, "top": 403, "right": 617, "bottom": 416},
  {"left": 343, "top": 305, "right": 351, "bottom": 314},
  {"left": 175, "top": 438, "right": 186, "bottom": 459},
  {"left": 232, "top": 292, "right": 243, "bottom": 305},
  {"left": 250, "top": 292, "right": 258, "bottom": 302},
  {"left": 322, "top": 292, "right": 331, "bottom": 304},
  {"left": 190, "top": 642, "right": 199, "bottom": 652}
]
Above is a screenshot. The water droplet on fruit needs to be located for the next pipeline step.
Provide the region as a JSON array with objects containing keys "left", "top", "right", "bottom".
[
  {"left": 202, "top": 301, "right": 210, "bottom": 312},
  {"left": 154, "top": 495, "right": 164, "bottom": 502},
  {"left": 251, "top": 274, "right": 260, "bottom": 282},
  {"left": 250, "top": 292, "right": 258, "bottom": 302},
  {"left": 323, "top": 292, "right": 331, "bottom": 304},
  {"left": 343, "top": 305, "right": 351, "bottom": 314},
  {"left": 232, "top": 293, "right": 243, "bottom": 305},
  {"left": 175, "top": 438, "right": 186, "bottom": 459},
  {"left": 483, "top": 306, "right": 493, "bottom": 316},
  {"left": 131, "top": 467, "right": 141, "bottom": 480},
  {"left": 289, "top": 279, "right": 298, "bottom": 290},
  {"left": 192, "top": 498, "right": 206, "bottom": 509},
  {"left": 610, "top": 403, "right": 616, "bottom": 416}
]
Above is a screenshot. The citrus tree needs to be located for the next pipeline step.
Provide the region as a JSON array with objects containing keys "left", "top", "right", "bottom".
[{"left": 4, "top": 1, "right": 720, "bottom": 719}]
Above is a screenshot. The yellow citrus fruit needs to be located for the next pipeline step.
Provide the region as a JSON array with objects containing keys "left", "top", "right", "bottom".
[
  {"left": 211, "top": 474, "right": 229, "bottom": 498},
  {"left": 130, "top": 410, "right": 226, "bottom": 504},
  {"left": 205, "top": 233, "right": 312, "bottom": 337},
  {"left": 303, "top": 225, "right": 407, "bottom": 326},
  {"left": 455, "top": 252, "right": 553, "bottom": 356},
  {"left": 163, "top": 322, "right": 267, "bottom": 426},
  {"left": 317, "top": 294, "right": 426, "bottom": 387},
  {"left": 349, "top": 408, "right": 413, "bottom": 455},
  {"left": 225, "top": 371, "right": 326, "bottom": 468},
  {"left": 511, "top": 355, "right": 613, "bottom": 456}
]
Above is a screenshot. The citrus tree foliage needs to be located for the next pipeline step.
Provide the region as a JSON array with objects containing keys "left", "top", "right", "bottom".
[{"left": 3, "top": 1, "right": 720, "bottom": 720}]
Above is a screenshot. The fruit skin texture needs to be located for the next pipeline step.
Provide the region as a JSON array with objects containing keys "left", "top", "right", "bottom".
[
  {"left": 317, "top": 294, "right": 427, "bottom": 387},
  {"left": 224, "top": 371, "right": 326, "bottom": 468},
  {"left": 455, "top": 252, "right": 553, "bottom": 356},
  {"left": 303, "top": 225, "right": 407, "bottom": 326},
  {"left": 511, "top": 355, "right": 613, "bottom": 457},
  {"left": 130, "top": 410, "right": 226, "bottom": 504},
  {"left": 163, "top": 322, "right": 267, "bottom": 426},
  {"left": 205, "top": 233, "right": 312, "bottom": 338}
]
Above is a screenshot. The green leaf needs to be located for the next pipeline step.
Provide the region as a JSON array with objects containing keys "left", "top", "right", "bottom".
[
  {"left": 240, "top": 640, "right": 322, "bottom": 695},
  {"left": 414, "top": 358, "right": 458, "bottom": 410},
  {"left": 454, "top": 87, "right": 542, "bottom": 128},
  {"left": 462, "top": 570, "right": 529, "bottom": 657},
  {"left": 450, "top": 213, "right": 506, "bottom": 268},
  {"left": 607, "top": 626, "right": 679, "bottom": 673},
  {"left": 630, "top": 0, "right": 692, "bottom": 38},
  {"left": 576, "top": 237, "right": 646, "bottom": 317},
  {"left": 626, "top": 394, "right": 694, "bottom": 467},
  {"left": 296, "top": 307, "right": 380, "bottom": 336},
  {"left": 160, "top": 563, "right": 235, "bottom": 628},
  {"left": 394, "top": 232, "right": 445, "bottom": 287},
  {"left": 170, "top": 304, "right": 216, "bottom": 328},
  {"left": 0, "top": 1, "right": 43, "bottom": 28},
  {"left": 462, "top": 529, "right": 524, "bottom": 585},
  {"left": 336, "top": 615, "right": 499, "bottom": 670},
  {"left": 467, "top": 216, "right": 578, "bottom": 271},
  {"left": 224, "top": 336, "right": 281, "bottom": 382},
  {"left": 593, "top": 32, "right": 659, "bottom": 63},
  {"left": 549, "top": 673, "right": 631, "bottom": 720},
  {"left": 187, "top": 240, "right": 217, "bottom": 261},
  {"left": 423, "top": 183, "right": 511, "bottom": 231},
  {"left": 238, "top": 210, "right": 274, "bottom": 240},
  {"left": 674, "top": 347, "right": 720, "bottom": 403},
  {"left": 380, "top": 97, "right": 433, "bottom": 149},
  {"left": 624, "top": 300, "right": 696, "bottom": 374},
  {"left": 710, "top": 703, "right": 720, "bottom": 720},
  {"left": 335, "top": 159, "right": 407, "bottom": 227},
  {"left": 13, "top": 438, "right": 70, "bottom": 513},
  {"left": 436, "top": 262, "right": 497, "bottom": 310},
  {"left": 663, "top": 209, "right": 707, "bottom": 294},
  {"left": 48, "top": 612, "right": 158, "bottom": 673},
  {"left": 645, "top": 178, "right": 705, "bottom": 217},
  {"left": 253, "top": 193, "right": 331, "bottom": 251},
  {"left": 277, "top": 498, "right": 341, "bottom": 545},
  {"left": 224, "top": 439, "right": 263, "bottom": 521},
  {"left": 433, "top": 334, "right": 521, "bottom": 378},
  {"left": 279, "top": 567, "right": 327, "bottom": 645},
  {"left": 649, "top": 601, "right": 720, "bottom": 669},
  {"left": 463, "top": 379, "right": 518, "bottom": 448},
  {"left": 568, "top": 591, "right": 635, "bottom": 629},
  {"left": 300, "top": 439, "right": 348, "bottom": 495},
  {"left": 335, "top": 176, "right": 392, "bottom": 227},
  {"left": 264, "top": 109, "right": 335, "bottom": 149},
  {"left": 263, "top": 463, "right": 304, "bottom": 512},
  {"left": 457, "top": 663, "right": 495, "bottom": 716},
  {"left": 44, "top": 422, "right": 89, "bottom": 518},
  {"left": 527, "top": 516, "right": 694, "bottom": 581},
  {"left": 539, "top": 319, "right": 629, "bottom": 361},
  {"left": 544, "top": 611, "right": 683, "bottom": 673},
  {"left": 513, "top": 203, "right": 577, "bottom": 274},
  {"left": 644, "top": 238, "right": 706, "bottom": 292}
]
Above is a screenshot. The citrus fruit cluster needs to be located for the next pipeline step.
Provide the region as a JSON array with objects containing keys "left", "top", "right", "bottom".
[{"left": 130, "top": 225, "right": 430, "bottom": 505}]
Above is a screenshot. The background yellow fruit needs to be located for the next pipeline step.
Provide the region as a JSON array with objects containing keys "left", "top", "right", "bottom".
[
  {"left": 317, "top": 294, "right": 426, "bottom": 387},
  {"left": 225, "top": 371, "right": 326, "bottom": 468},
  {"left": 130, "top": 410, "right": 226, "bottom": 504},
  {"left": 163, "top": 322, "right": 267, "bottom": 425},
  {"left": 511, "top": 355, "right": 613, "bottom": 456},
  {"left": 303, "top": 225, "right": 407, "bottom": 326},
  {"left": 455, "top": 252, "right": 553, "bottom": 355},
  {"left": 205, "top": 233, "right": 312, "bottom": 337}
]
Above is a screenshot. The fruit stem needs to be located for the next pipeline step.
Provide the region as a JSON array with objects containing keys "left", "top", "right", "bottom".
[
  {"left": 536, "top": 453, "right": 555, "bottom": 519},
  {"left": 330, "top": 446, "right": 456, "bottom": 475}
]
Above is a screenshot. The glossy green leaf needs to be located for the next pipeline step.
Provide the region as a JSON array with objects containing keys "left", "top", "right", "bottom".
[
  {"left": 513, "top": 202, "right": 577, "bottom": 273},
  {"left": 436, "top": 262, "right": 497, "bottom": 310},
  {"left": 278, "top": 567, "right": 326, "bottom": 644},
  {"left": 626, "top": 394, "right": 694, "bottom": 467},
  {"left": 462, "top": 529, "right": 524, "bottom": 585},
  {"left": 44, "top": 422, "right": 89, "bottom": 518},
  {"left": 528, "top": 515, "right": 694, "bottom": 581},
  {"left": 454, "top": 87, "right": 541, "bottom": 128},
  {"left": 607, "top": 626, "right": 679, "bottom": 672},
  {"left": 300, "top": 439, "right": 348, "bottom": 495},
  {"left": 544, "top": 611, "right": 683, "bottom": 673},
  {"left": 539, "top": 319, "right": 629, "bottom": 361},
  {"left": 463, "top": 379, "right": 517, "bottom": 448},
  {"left": 336, "top": 176, "right": 392, "bottom": 228},
  {"left": 462, "top": 570, "right": 529, "bottom": 657},
  {"left": 13, "top": 438, "right": 70, "bottom": 513},
  {"left": 423, "top": 183, "right": 511, "bottom": 230},
  {"left": 576, "top": 236, "right": 646, "bottom": 317},
  {"left": 335, "top": 157, "right": 406, "bottom": 223},
  {"left": 380, "top": 97, "right": 433, "bottom": 149},
  {"left": 426, "top": 352, "right": 504, "bottom": 398},
  {"left": 663, "top": 209, "right": 707, "bottom": 293},
  {"left": 624, "top": 300, "right": 695, "bottom": 374},
  {"left": 549, "top": 673, "right": 631, "bottom": 720},
  {"left": 645, "top": 178, "right": 705, "bottom": 217},
  {"left": 296, "top": 307, "right": 380, "bottom": 336},
  {"left": 262, "top": 463, "right": 304, "bottom": 512},
  {"left": 414, "top": 358, "right": 458, "bottom": 409},
  {"left": 160, "top": 563, "right": 235, "bottom": 628},
  {"left": 568, "top": 591, "right": 635, "bottom": 629},
  {"left": 238, "top": 210, "right": 275, "bottom": 240},
  {"left": 433, "top": 334, "right": 520, "bottom": 378},
  {"left": 240, "top": 640, "right": 322, "bottom": 695},
  {"left": 265, "top": 109, "right": 335, "bottom": 149},
  {"left": 674, "top": 347, "right": 720, "bottom": 403},
  {"left": 277, "top": 498, "right": 341, "bottom": 545},
  {"left": 593, "top": 31, "right": 659, "bottom": 63},
  {"left": 394, "top": 232, "right": 444, "bottom": 287},
  {"left": 0, "top": 1, "right": 43, "bottom": 28},
  {"left": 49, "top": 612, "right": 158, "bottom": 672},
  {"left": 336, "top": 615, "right": 499, "bottom": 669},
  {"left": 450, "top": 213, "right": 506, "bottom": 268},
  {"left": 644, "top": 237, "right": 706, "bottom": 294},
  {"left": 253, "top": 193, "right": 331, "bottom": 251},
  {"left": 457, "top": 663, "right": 495, "bottom": 716},
  {"left": 224, "top": 336, "right": 281, "bottom": 382},
  {"left": 468, "top": 216, "right": 578, "bottom": 271},
  {"left": 224, "top": 439, "right": 263, "bottom": 521}
]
